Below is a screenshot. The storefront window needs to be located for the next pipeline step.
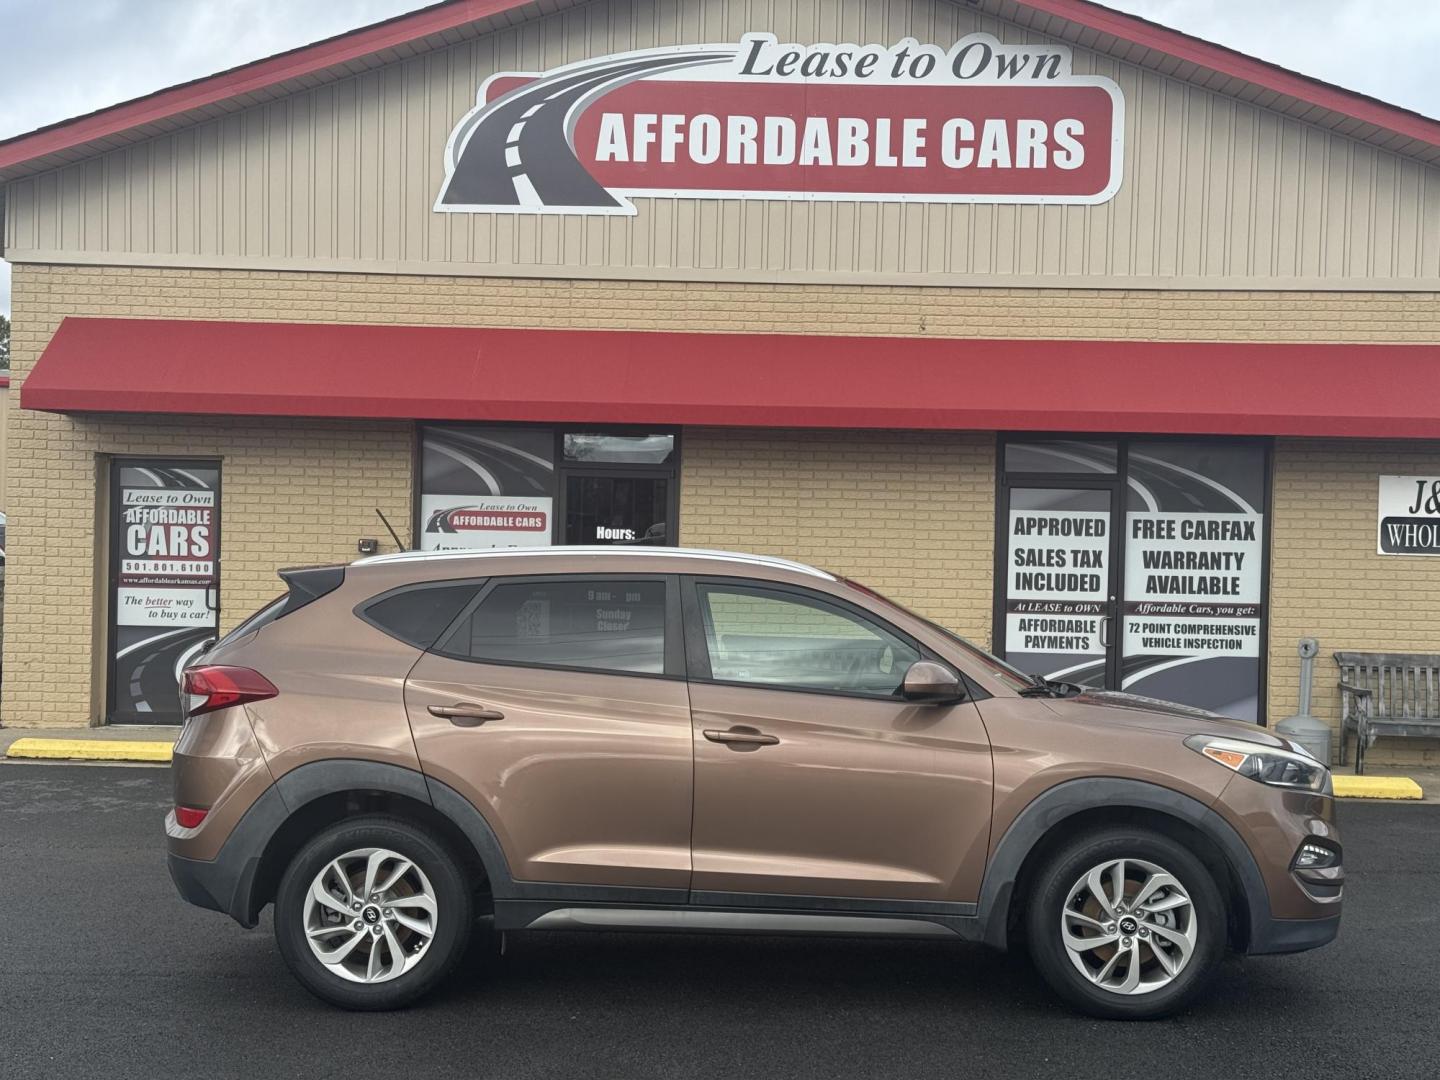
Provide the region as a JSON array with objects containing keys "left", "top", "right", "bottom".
[
  {"left": 417, "top": 425, "right": 678, "bottom": 549},
  {"left": 1120, "top": 441, "right": 1266, "bottom": 721},
  {"left": 419, "top": 426, "right": 556, "bottom": 552},
  {"left": 108, "top": 459, "right": 221, "bottom": 724},
  {"left": 996, "top": 437, "right": 1269, "bottom": 722}
]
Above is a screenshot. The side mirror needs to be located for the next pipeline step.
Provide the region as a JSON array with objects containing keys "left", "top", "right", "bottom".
[{"left": 901, "top": 660, "right": 965, "bottom": 704}]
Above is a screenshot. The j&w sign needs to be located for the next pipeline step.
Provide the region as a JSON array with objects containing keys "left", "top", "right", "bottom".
[{"left": 434, "top": 33, "right": 1125, "bottom": 215}]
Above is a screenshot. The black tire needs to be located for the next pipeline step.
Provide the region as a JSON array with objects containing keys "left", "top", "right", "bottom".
[
  {"left": 1025, "top": 827, "right": 1226, "bottom": 1020},
  {"left": 274, "top": 815, "right": 474, "bottom": 1010}
]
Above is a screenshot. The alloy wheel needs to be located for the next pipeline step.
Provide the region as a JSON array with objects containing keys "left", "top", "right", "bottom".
[
  {"left": 302, "top": 847, "right": 439, "bottom": 984},
  {"left": 1059, "top": 857, "right": 1197, "bottom": 996}
]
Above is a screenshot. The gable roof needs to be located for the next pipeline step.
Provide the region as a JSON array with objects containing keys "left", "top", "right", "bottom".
[{"left": 1, "top": 0, "right": 1439, "bottom": 184}]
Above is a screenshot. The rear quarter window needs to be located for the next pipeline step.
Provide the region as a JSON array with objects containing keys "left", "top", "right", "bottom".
[{"left": 360, "top": 582, "right": 482, "bottom": 649}]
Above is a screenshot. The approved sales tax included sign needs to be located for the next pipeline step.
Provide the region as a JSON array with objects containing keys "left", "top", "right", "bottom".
[{"left": 435, "top": 33, "right": 1125, "bottom": 215}]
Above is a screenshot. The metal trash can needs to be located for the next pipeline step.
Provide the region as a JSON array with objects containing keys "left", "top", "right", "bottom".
[{"left": 1275, "top": 638, "right": 1332, "bottom": 767}]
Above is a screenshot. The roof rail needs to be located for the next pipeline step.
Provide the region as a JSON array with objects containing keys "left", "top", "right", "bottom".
[{"left": 353, "top": 545, "right": 835, "bottom": 580}]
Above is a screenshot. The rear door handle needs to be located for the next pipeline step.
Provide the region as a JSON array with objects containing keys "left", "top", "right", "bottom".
[
  {"left": 428, "top": 703, "right": 504, "bottom": 727},
  {"left": 703, "top": 726, "right": 780, "bottom": 748}
]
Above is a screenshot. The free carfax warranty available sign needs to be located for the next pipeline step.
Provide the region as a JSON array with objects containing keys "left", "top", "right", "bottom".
[{"left": 435, "top": 33, "right": 1125, "bottom": 215}]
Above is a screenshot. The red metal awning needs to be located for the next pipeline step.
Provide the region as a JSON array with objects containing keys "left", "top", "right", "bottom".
[{"left": 19, "top": 316, "right": 1440, "bottom": 438}]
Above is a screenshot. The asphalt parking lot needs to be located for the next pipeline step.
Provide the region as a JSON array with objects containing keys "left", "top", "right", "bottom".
[{"left": 2, "top": 763, "right": 1434, "bottom": 1080}]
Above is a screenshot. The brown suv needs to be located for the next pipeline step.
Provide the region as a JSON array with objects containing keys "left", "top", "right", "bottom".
[{"left": 167, "top": 547, "right": 1341, "bottom": 1019}]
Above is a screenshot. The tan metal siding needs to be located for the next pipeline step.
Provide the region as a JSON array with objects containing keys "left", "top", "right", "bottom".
[{"left": 7, "top": 0, "right": 1440, "bottom": 287}]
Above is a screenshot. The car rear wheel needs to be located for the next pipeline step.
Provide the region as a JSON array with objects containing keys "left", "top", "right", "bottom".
[
  {"left": 1025, "top": 827, "right": 1225, "bottom": 1020},
  {"left": 274, "top": 815, "right": 474, "bottom": 1010}
]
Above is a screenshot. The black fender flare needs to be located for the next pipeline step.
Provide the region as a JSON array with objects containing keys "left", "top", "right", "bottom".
[
  {"left": 199, "top": 760, "right": 518, "bottom": 926},
  {"left": 975, "top": 777, "right": 1271, "bottom": 951},
  {"left": 271, "top": 758, "right": 518, "bottom": 893},
  {"left": 190, "top": 760, "right": 685, "bottom": 929}
]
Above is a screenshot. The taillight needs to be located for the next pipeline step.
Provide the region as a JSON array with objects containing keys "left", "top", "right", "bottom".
[
  {"left": 182, "top": 665, "right": 278, "bottom": 717},
  {"left": 174, "top": 806, "right": 209, "bottom": 829}
]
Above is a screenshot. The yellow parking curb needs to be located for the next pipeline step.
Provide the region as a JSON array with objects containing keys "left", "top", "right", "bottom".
[
  {"left": 5, "top": 738, "right": 174, "bottom": 763},
  {"left": 1332, "top": 775, "right": 1423, "bottom": 800}
]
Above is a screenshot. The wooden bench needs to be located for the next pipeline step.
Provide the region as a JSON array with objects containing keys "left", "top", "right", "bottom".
[{"left": 1334, "top": 651, "right": 1440, "bottom": 774}]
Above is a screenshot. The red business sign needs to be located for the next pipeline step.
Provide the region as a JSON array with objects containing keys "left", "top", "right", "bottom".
[
  {"left": 436, "top": 34, "right": 1124, "bottom": 215},
  {"left": 445, "top": 509, "right": 548, "bottom": 532}
]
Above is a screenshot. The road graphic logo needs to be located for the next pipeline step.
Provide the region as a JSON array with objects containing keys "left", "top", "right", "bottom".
[{"left": 434, "top": 33, "right": 1125, "bottom": 215}]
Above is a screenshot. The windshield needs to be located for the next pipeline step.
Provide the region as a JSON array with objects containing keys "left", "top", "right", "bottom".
[{"left": 840, "top": 578, "right": 1035, "bottom": 693}]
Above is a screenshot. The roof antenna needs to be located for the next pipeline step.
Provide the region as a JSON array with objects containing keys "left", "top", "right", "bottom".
[{"left": 375, "top": 508, "right": 406, "bottom": 551}]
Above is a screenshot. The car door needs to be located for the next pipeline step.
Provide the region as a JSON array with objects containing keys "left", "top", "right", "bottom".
[
  {"left": 403, "top": 573, "right": 693, "bottom": 891},
  {"left": 682, "top": 577, "right": 993, "bottom": 906}
]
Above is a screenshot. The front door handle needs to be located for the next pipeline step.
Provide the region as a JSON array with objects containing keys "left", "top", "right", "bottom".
[
  {"left": 428, "top": 703, "right": 504, "bottom": 727},
  {"left": 703, "top": 726, "right": 780, "bottom": 749}
]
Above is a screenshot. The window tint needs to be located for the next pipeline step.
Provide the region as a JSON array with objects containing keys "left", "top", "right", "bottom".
[
  {"left": 364, "top": 584, "right": 481, "bottom": 649},
  {"left": 441, "top": 579, "right": 666, "bottom": 674},
  {"left": 697, "top": 584, "right": 921, "bottom": 697}
]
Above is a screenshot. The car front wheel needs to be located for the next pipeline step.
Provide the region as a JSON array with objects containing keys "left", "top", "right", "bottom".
[
  {"left": 1025, "top": 827, "right": 1226, "bottom": 1019},
  {"left": 274, "top": 815, "right": 474, "bottom": 1010}
]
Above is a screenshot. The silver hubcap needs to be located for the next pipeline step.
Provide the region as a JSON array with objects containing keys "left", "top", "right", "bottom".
[
  {"left": 1060, "top": 857, "right": 1197, "bottom": 996},
  {"left": 303, "top": 847, "right": 438, "bottom": 984}
]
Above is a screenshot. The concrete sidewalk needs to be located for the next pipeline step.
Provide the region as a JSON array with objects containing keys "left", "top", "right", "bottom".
[{"left": 0, "top": 725, "right": 179, "bottom": 763}]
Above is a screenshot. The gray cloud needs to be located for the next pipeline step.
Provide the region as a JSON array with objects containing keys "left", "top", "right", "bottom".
[
  {"left": 1105, "top": 0, "right": 1440, "bottom": 116},
  {"left": 2, "top": 0, "right": 1437, "bottom": 316}
]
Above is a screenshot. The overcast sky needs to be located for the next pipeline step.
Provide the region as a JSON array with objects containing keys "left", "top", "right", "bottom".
[{"left": 3, "top": 0, "right": 1439, "bottom": 317}]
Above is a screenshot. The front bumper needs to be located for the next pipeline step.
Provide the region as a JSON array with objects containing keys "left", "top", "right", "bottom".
[
  {"left": 1247, "top": 911, "right": 1341, "bottom": 955},
  {"left": 1212, "top": 775, "right": 1343, "bottom": 955}
]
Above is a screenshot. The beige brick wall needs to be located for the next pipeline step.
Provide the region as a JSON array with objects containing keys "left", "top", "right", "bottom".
[
  {"left": 8, "top": 264, "right": 1440, "bottom": 748},
  {"left": 679, "top": 429, "right": 996, "bottom": 645},
  {"left": 12, "top": 264, "right": 1440, "bottom": 340},
  {"left": 1269, "top": 439, "right": 1440, "bottom": 765},
  {"left": 0, "top": 411, "right": 412, "bottom": 728}
]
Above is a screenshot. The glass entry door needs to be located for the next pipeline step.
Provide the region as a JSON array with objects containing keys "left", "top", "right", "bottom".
[
  {"left": 998, "top": 484, "right": 1119, "bottom": 689},
  {"left": 563, "top": 474, "right": 671, "bottom": 545}
]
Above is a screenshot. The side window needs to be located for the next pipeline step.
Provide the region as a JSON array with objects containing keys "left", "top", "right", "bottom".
[
  {"left": 439, "top": 578, "right": 666, "bottom": 675},
  {"left": 362, "top": 583, "right": 481, "bottom": 649},
  {"left": 695, "top": 583, "right": 921, "bottom": 697}
]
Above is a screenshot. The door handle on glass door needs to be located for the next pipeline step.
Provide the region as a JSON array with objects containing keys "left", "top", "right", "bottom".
[
  {"left": 703, "top": 727, "right": 780, "bottom": 748},
  {"left": 427, "top": 703, "right": 504, "bottom": 727}
]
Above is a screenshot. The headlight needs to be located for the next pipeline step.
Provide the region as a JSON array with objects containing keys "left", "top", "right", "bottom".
[{"left": 1184, "top": 735, "right": 1331, "bottom": 793}]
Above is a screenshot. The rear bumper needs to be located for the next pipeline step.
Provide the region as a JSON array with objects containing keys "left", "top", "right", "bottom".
[
  {"left": 1246, "top": 912, "right": 1341, "bottom": 955},
  {"left": 166, "top": 782, "right": 288, "bottom": 928},
  {"left": 168, "top": 849, "right": 263, "bottom": 927}
]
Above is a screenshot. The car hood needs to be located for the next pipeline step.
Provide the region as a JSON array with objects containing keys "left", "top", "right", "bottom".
[{"left": 1040, "top": 689, "right": 1288, "bottom": 747}]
